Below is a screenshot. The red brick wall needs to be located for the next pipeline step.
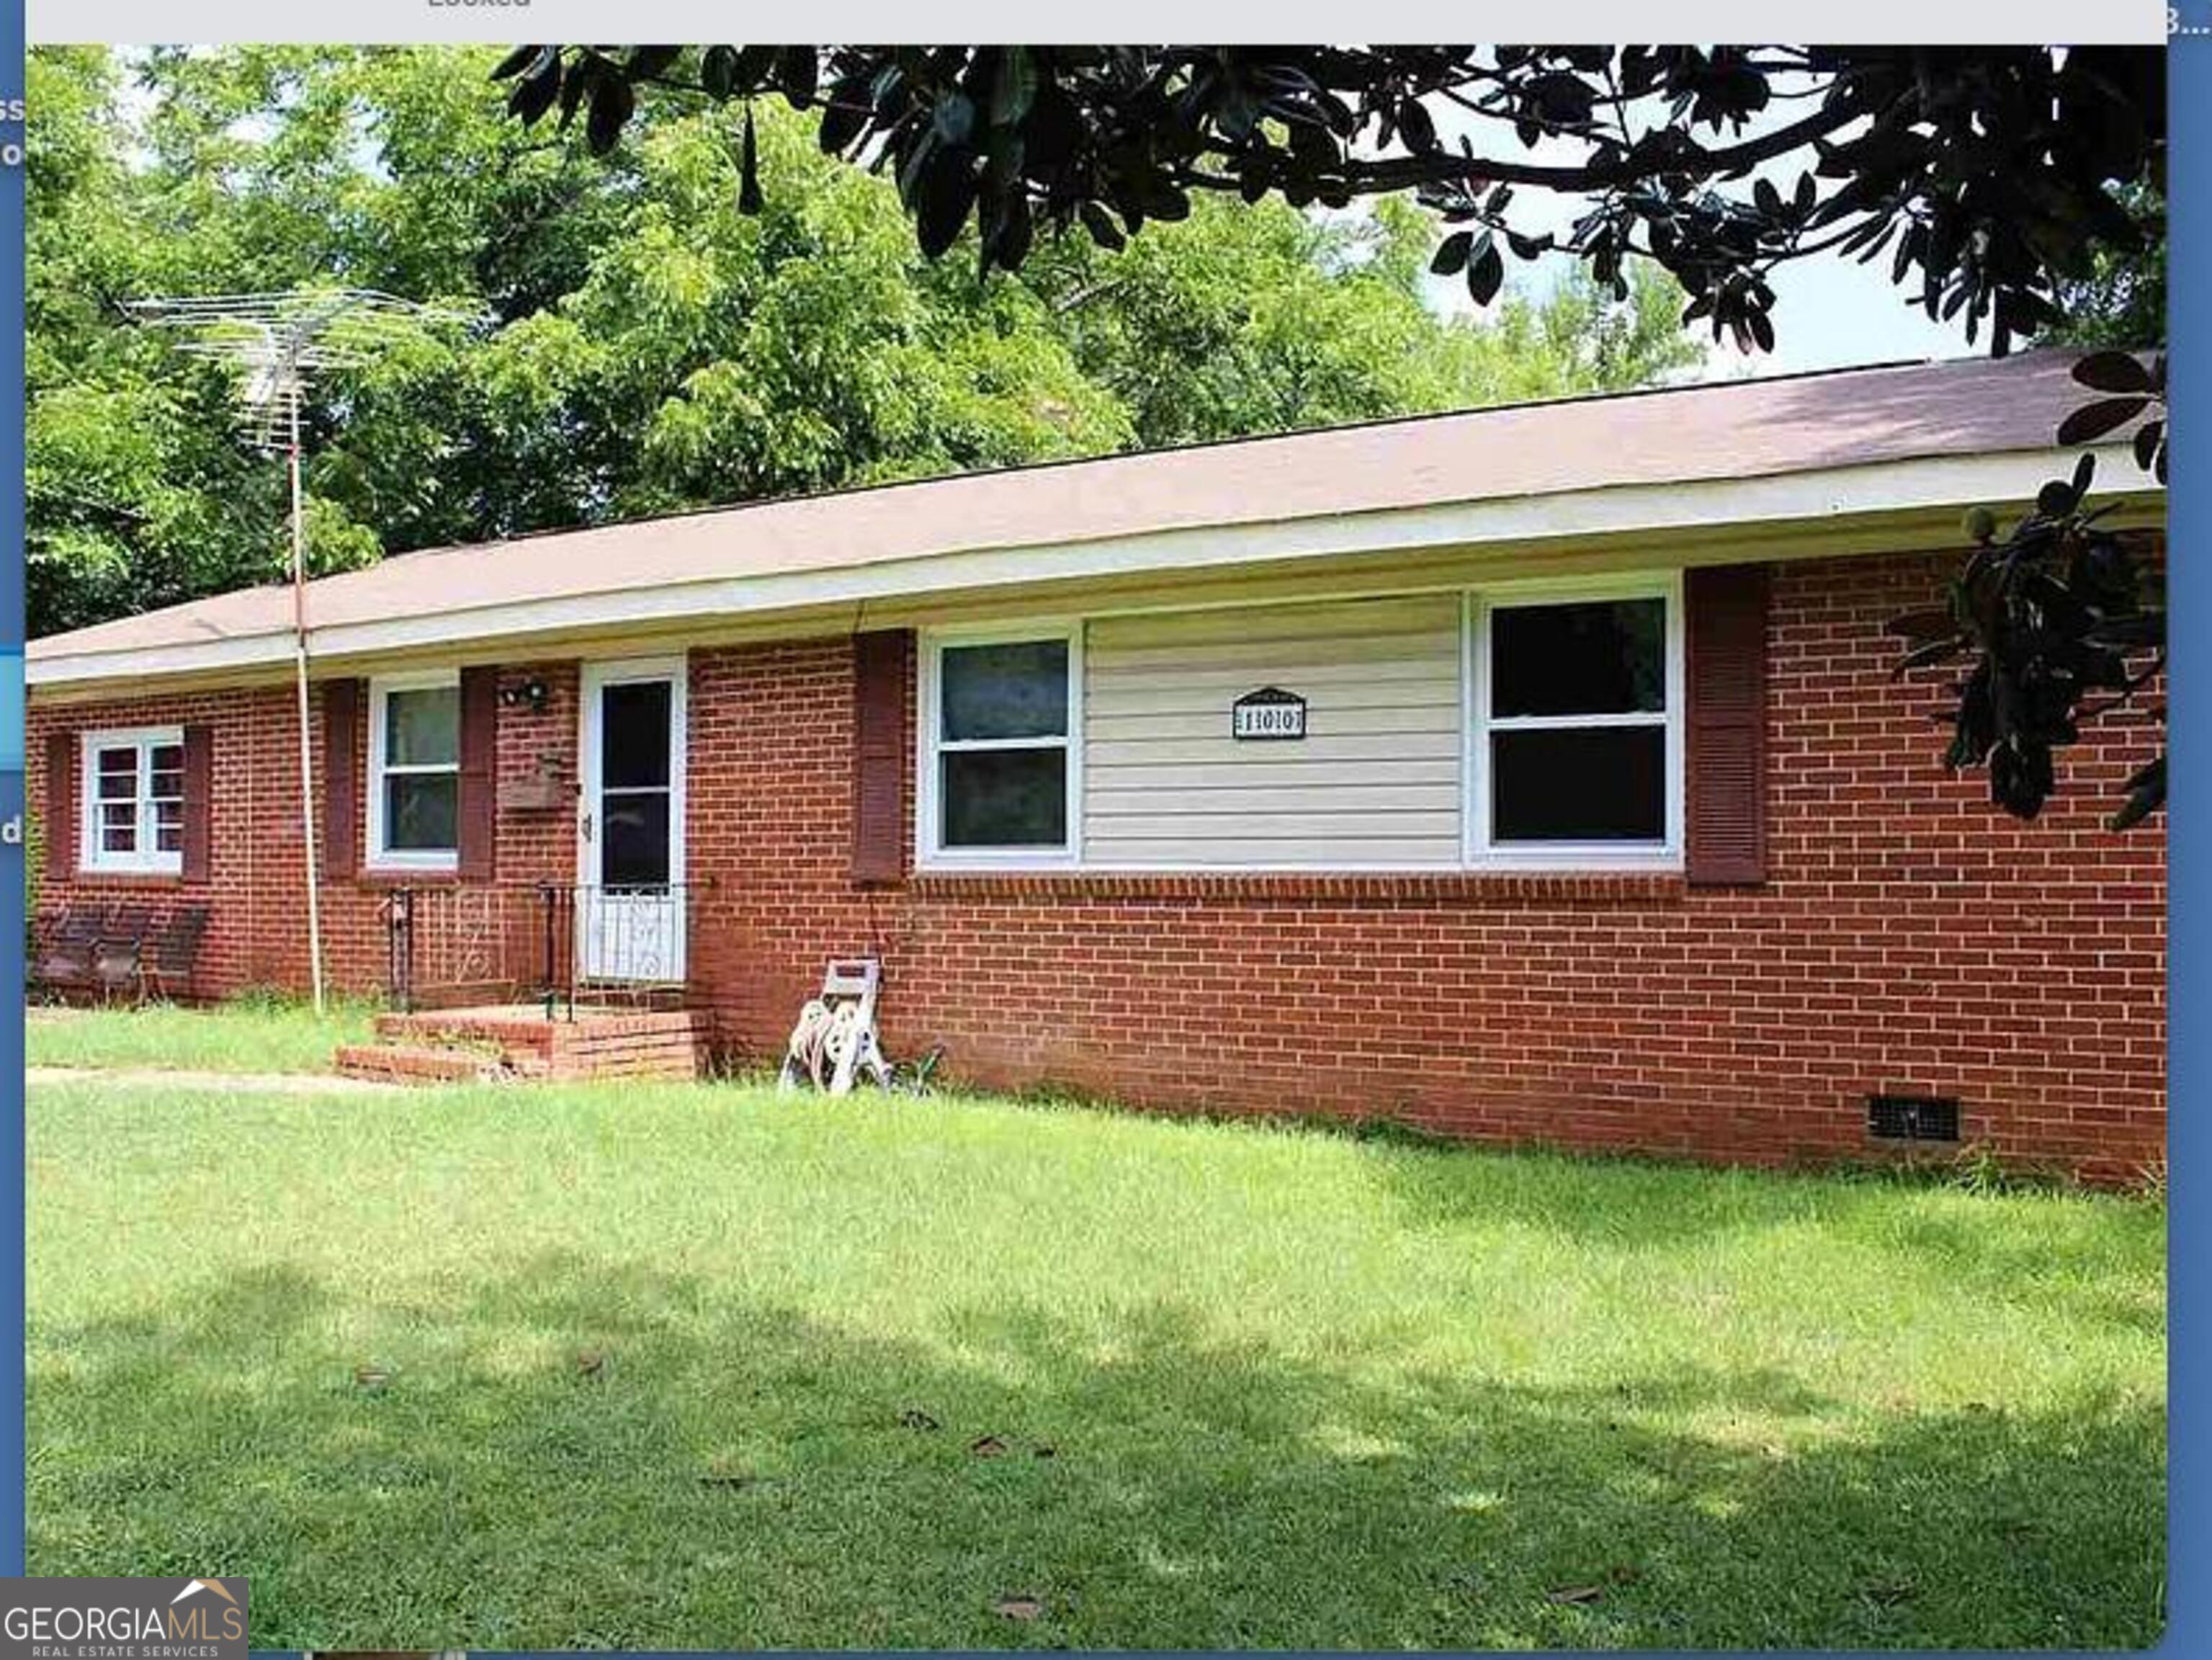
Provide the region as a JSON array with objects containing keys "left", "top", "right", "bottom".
[
  {"left": 28, "top": 550, "right": 2166, "bottom": 1179},
  {"left": 26, "top": 662, "right": 582, "bottom": 998}
]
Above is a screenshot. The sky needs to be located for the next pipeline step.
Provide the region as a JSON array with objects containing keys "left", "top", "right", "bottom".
[{"left": 1419, "top": 73, "right": 1985, "bottom": 385}]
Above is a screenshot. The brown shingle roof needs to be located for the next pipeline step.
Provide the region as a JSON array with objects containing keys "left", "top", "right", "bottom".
[{"left": 29, "top": 350, "right": 2127, "bottom": 666}]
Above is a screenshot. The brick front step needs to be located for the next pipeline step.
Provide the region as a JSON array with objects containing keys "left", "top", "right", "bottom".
[
  {"left": 348, "top": 1006, "right": 710, "bottom": 1083},
  {"left": 334, "top": 1043, "right": 509, "bottom": 1084}
]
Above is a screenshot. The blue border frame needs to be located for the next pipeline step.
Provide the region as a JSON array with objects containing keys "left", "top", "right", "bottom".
[
  {"left": 0, "top": 29, "right": 2190, "bottom": 1660},
  {"left": 4, "top": 0, "right": 26, "bottom": 1586},
  {"left": 2161, "top": 24, "right": 2203, "bottom": 1660}
]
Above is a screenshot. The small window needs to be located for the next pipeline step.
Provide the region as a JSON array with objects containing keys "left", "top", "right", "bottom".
[
  {"left": 926, "top": 633, "right": 1076, "bottom": 857},
  {"left": 80, "top": 728, "right": 185, "bottom": 875},
  {"left": 1476, "top": 591, "right": 1677, "bottom": 858},
  {"left": 368, "top": 673, "right": 460, "bottom": 869}
]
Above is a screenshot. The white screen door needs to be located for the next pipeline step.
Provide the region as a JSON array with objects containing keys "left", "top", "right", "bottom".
[{"left": 578, "top": 659, "right": 686, "bottom": 983}]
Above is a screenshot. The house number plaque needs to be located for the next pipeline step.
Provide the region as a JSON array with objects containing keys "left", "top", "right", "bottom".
[{"left": 1231, "top": 687, "right": 1307, "bottom": 741}]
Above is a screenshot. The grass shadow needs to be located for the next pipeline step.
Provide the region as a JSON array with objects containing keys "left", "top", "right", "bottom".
[{"left": 28, "top": 1252, "right": 2164, "bottom": 1650}]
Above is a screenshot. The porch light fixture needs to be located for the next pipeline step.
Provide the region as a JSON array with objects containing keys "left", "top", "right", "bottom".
[
  {"left": 122, "top": 288, "right": 483, "bottom": 1012},
  {"left": 501, "top": 676, "right": 552, "bottom": 714}
]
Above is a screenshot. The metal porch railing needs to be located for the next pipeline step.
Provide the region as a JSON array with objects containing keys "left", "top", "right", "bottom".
[{"left": 382, "top": 881, "right": 702, "bottom": 1018}]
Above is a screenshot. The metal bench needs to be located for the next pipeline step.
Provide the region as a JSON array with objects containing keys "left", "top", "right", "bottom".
[
  {"left": 91, "top": 905, "right": 156, "bottom": 1002},
  {"left": 138, "top": 906, "right": 212, "bottom": 1002},
  {"left": 33, "top": 903, "right": 110, "bottom": 996}
]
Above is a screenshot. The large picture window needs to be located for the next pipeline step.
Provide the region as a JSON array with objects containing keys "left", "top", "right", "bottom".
[
  {"left": 923, "top": 630, "right": 1078, "bottom": 860},
  {"left": 80, "top": 727, "right": 184, "bottom": 875},
  {"left": 367, "top": 671, "right": 460, "bottom": 870},
  {"left": 1472, "top": 584, "right": 1680, "bottom": 863}
]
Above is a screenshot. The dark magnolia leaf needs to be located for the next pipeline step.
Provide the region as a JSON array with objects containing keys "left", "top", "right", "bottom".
[
  {"left": 2111, "top": 754, "right": 2167, "bottom": 831},
  {"left": 2074, "top": 349, "right": 2155, "bottom": 395},
  {"left": 898, "top": 133, "right": 940, "bottom": 208},
  {"left": 1078, "top": 200, "right": 1125, "bottom": 251},
  {"left": 586, "top": 70, "right": 635, "bottom": 155},
  {"left": 557, "top": 59, "right": 591, "bottom": 130},
  {"left": 818, "top": 86, "right": 871, "bottom": 153},
  {"left": 933, "top": 92, "right": 976, "bottom": 146},
  {"left": 2035, "top": 477, "right": 2079, "bottom": 517},
  {"left": 991, "top": 45, "right": 1037, "bottom": 127},
  {"left": 914, "top": 153, "right": 977, "bottom": 260},
  {"left": 1467, "top": 237, "right": 1505, "bottom": 306},
  {"left": 733, "top": 44, "right": 780, "bottom": 89},
  {"left": 1506, "top": 228, "right": 1551, "bottom": 259},
  {"left": 2071, "top": 450, "right": 2096, "bottom": 501},
  {"left": 509, "top": 55, "right": 564, "bottom": 127},
  {"left": 987, "top": 191, "right": 1034, "bottom": 273},
  {"left": 1430, "top": 229, "right": 1473, "bottom": 277},
  {"left": 701, "top": 45, "right": 739, "bottom": 101},
  {"left": 1142, "top": 177, "right": 1192, "bottom": 222},
  {"left": 2087, "top": 613, "right": 2165, "bottom": 650},
  {"left": 627, "top": 45, "right": 682, "bottom": 81},
  {"left": 775, "top": 46, "right": 819, "bottom": 107},
  {"left": 490, "top": 44, "right": 547, "bottom": 82},
  {"left": 1895, "top": 637, "right": 1966, "bottom": 677},
  {"left": 1397, "top": 95, "right": 1438, "bottom": 153},
  {"left": 738, "top": 106, "right": 764, "bottom": 215},
  {"left": 1022, "top": 80, "right": 1080, "bottom": 170},
  {"left": 2135, "top": 419, "right": 2163, "bottom": 473},
  {"left": 2056, "top": 396, "right": 2151, "bottom": 447},
  {"left": 1886, "top": 606, "right": 1957, "bottom": 641}
]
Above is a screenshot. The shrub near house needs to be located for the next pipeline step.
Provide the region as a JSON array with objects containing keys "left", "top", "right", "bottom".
[{"left": 25, "top": 354, "right": 2165, "bottom": 1176}]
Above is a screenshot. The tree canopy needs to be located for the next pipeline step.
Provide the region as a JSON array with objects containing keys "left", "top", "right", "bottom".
[
  {"left": 498, "top": 46, "right": 2162, "bottom": 355},
  {"left": 26, "top": 44, "right": 1700, "bottom": 638}
]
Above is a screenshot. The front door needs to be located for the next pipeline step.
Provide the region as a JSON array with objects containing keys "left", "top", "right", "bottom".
[{"left": 577, "top": 659, "right": 686, "bottom": 983}]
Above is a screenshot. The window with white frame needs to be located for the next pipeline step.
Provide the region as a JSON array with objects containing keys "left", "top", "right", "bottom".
[
  {"left": 1473, "top": 586, "right": 1678, "bottom": 860},
  {"left": 924, "top": 631, "right": 1077, "bottom": 857},
  {"left": 80, "top": 728, "right": 185, "bottom": 875},
  {"left": 367, "top": 672, "right": 461, "bottom": 868}
]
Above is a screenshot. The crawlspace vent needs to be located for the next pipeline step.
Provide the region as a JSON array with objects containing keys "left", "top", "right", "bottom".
[{"left": 1867, "top": 1094, "right": 1961, "bottom": 1143}]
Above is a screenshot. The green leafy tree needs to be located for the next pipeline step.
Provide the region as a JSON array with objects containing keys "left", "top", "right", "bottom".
[
  {"left": 27, "top": 45, "right": 1703, "bottom": 638},
  {"left": 2048, "top": 183, "right": 2164, "bottom": 351}
]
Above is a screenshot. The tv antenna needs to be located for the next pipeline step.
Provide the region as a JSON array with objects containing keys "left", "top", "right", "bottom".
[{"left": 124, "top": 287, "right": 480, "bottom": 1012}]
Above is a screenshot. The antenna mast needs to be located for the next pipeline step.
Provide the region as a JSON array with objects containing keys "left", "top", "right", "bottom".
[{"left": 124, "top": 289, "right": 477, "bottom": 1014}]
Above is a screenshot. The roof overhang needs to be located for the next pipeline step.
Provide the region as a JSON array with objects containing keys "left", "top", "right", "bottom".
[{"left": 26, "top": 442, "right": 2162, "bottom": 695}]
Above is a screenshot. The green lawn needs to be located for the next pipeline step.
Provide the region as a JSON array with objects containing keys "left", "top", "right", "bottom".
[
  {"left": 27, "top": 996, "right": 375, "bottom": 1075},
  {"left": 27, "top": 1052, "right": 2164, "bottom": 1648}
]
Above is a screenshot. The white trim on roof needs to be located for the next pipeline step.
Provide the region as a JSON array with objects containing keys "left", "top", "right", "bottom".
[{"left": 27, "top": 445, "right": 2157, "bottom": 692}]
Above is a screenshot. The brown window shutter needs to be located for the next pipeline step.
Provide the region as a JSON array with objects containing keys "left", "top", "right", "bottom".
[
  {"left": 457, "top": 666, "right": 498, "bottom": 882},
  {"left": 44, "top": 731, "right": 77, "bottom": 883},
  {"left": 851, "top": 629, "right": 913, "bottom": 883},
  {"left": 181, "top": 724, "right": 214, "bottom": 883},
  {"left": 1685, "top": 564, "right": 1771, "bottom": 886},
  {"left": 323, "top": 678, "right": 363, "bottom": 879}
]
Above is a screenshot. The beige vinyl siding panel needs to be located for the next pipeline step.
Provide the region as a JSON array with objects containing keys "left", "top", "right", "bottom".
[{"left": 1083, "top": 594, "right": 1464, "bottom": 867}]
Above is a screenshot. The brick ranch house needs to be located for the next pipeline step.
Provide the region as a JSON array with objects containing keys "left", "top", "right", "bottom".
[{"left": 25, "top": 352, "right": 2165, "bottom": 1175}]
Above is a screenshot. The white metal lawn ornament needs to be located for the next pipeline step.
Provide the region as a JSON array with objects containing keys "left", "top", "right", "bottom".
[{"left": 779, "top": 958, "right": 893, "bottom": 1094}]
